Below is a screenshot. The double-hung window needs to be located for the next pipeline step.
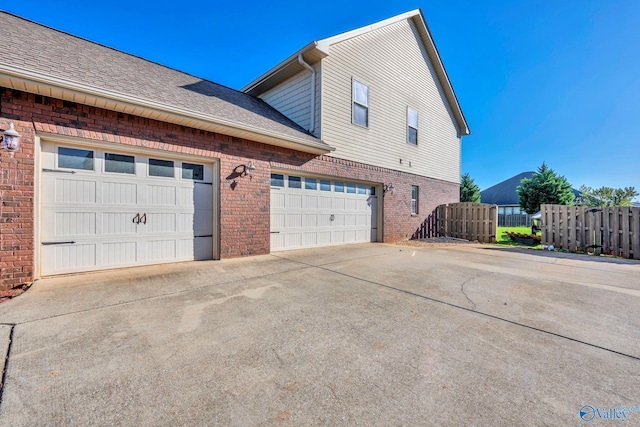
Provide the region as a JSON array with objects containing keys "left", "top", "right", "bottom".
[
  {"left": 407, "top": 107, "right": 418, "bottom": 145},
  {"left": 411, "top": 185, "right": 419, "bottom": 214},
  {"left": 352, "top": 79, "right": 369, "bottom": 127}
]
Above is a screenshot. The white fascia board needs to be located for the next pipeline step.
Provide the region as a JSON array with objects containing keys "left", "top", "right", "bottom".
[
  {"left": 0, "top": 64, "right": 334, "bottom": 154},
  {"left": 316, "top": 9, "right": 421, "bottom": 50},
  {"left": 241, "top": 41, "right": 325, "bottom": 93}
]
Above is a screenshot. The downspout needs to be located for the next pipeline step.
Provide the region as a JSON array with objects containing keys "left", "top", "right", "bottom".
[{"left": 297, "top": 53, "right": 316, "bottom": 135}]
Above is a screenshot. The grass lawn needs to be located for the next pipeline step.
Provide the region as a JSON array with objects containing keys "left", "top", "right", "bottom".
[{"left": 496, "top": 226, "right": 541, "bottom": 248}]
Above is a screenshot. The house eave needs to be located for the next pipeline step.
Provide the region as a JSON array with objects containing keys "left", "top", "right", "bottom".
[
  {"left": 241, "top": 42, "right": 328, "bottom": 96},
  {"left": 0, "top": 64, "right": 334, "bottom": 155}
]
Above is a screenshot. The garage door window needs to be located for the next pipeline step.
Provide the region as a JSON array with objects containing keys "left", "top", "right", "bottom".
[
  {"left": 58, "top": 147, "right": 94, "bottom": 171},
  {"left": 320, "top": 180, "right": 331, "bottom": 191},
  {"left": 288, "top": 176, "right": 301, "bottom": 189},
  {"left": 305, "top": 178, "right": 317, "bottom": 190},
  {"left": 105, "top": 153, "right": 135, "bottom": 174},
  {"left": 182, "top": 163, "right": 204, "bottom": 180},
  {"left": 334, "top": 182, "right": 344, "bottom": 193},
  {"left": 346, "top": 183, "right": 356, "bottom": 194},
  {"left": 271, "top": 174, "right": 284, "bottom": 187},
  {"left": 149, "top": 159, "right": 174, "bottom": 178}
]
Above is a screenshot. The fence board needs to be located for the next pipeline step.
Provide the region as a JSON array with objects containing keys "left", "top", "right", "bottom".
[
  {"left": 632, "top": 208, "right": 640, "bottom": 260},
  {"left": 569, "top": 207, "right": 577, "bottom": 252},
  {"left": 541, "top": 204, "right": 640, "bottom": 259},
  {"left": 621, "top": 207, "right": 630, "bottom": 258},
  {"left": 423, "top": 203, "right": 496, "bottom": 243},
  {"left": 611, "top": 207, "right": 620, "bottom": 257}
]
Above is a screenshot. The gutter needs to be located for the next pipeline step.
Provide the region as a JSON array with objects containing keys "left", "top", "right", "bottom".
[
  {"left": 297, "top": 54, "right": 316, "bottom": 134},
  {"left": 0, "top": 64, "right": 334, "bottom": 154}
]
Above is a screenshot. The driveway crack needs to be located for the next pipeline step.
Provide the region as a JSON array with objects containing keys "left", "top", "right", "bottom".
[{"left": 460, "top": 277, "right": 477, "bottom": 310}]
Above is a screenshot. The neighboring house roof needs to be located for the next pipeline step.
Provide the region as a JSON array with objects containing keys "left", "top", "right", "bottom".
[
  {"left": 242, "top": 9, "right": 470, "bottom": 137},
  {"left": 481, "top": 171, "right": 581, "bottom": 205},
  {"left": 0, "top": 11, "right": 332, "bottom": 154},
  {"left": 480, "top": 172, "right": 535, "bottom": 205}
]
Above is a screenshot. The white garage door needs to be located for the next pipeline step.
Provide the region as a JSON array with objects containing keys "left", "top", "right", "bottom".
[
  {"left": 270, "top": 173, "right": 377, "bottom": 251},
  {"left": 40, "top": 142, "right": 215, "bottom": 275}
]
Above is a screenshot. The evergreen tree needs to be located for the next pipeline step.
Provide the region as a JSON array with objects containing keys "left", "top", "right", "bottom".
[
  {"left": 517, "top": 162, "right": 575, "bottom": 214},
  {"left": 460, "top": 173, "right": 481, "bottom": 203}
]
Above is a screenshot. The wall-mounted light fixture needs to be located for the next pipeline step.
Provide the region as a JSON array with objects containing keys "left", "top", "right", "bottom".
[
  {"left": 229, "top": 160, "right": 257, "bottom": 189},
  {"left": 383, "top": 183, "right": 395, "bottom": 195},
  {"left": 245, "top": 161, "right": 256, "bottom": 177},
  {"left": 1, "top": 122, "right": 21, "bottom": 154}
]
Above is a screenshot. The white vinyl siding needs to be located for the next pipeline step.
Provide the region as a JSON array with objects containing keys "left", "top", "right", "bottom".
[
  {"left": 259, "top": 64, "right": 322, "bottom": 137},
  {"left": 320, "top": 19, "right": 461, "bottom": 183}
]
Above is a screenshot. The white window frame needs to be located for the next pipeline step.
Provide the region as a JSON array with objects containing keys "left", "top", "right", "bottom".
[
  {"left": 407, "top": 107, "right": 418, "bottom": 145},
  {"left": 352, "top": 79, "right": 369, "bottom": 128},
  {"left": 411, "top": 185, "right": 419, "bottom": 214}
]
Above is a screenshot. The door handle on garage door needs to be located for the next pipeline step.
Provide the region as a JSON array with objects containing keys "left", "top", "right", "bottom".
[
  {"left": 141, "top": 213, "right": 147, "bottom": 224},
  {"left": 133, "top": 213, "right": 140, "bottom": 224}
]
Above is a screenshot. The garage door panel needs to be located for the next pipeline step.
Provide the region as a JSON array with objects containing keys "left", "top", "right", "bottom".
[
  {"left": 148, "top": 185, "right": 177, "bottom": 205},
  {"left": 103, "top": 241, "right": 137, "bottom": 266},
  {"left": 286, "top": 194, "right": 302, "bottom": 208},
  {"left": 146, "top": 239, "right": 177, "bottom": 261},
  {"left": 147, "top": 213, "right": 177, "bottom": 233},
  {"left": 43, "top": 243, "right": 97, "bottom": 273},
  {"left": 103, "top": 182, "right": 137, "bottom": 204},
  {"left": 103, "top": 212, "right": 138, "bottom": 235},
  {"left": 270, "top": 174, "right": 376, "bottom": 251},
  {"left": 55, "top": 178, "right": 97, "bottom": 204},
  {"left": 41, "top": 142, "right": 215, "bottom": 275},
  {"left": 55, "top": 212, "right": 96, "bottom": 236}
]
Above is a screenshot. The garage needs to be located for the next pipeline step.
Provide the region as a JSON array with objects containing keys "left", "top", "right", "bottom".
[
  {"left": 39, "top": 141, "right": 215, "bottom": 275},
  {"left": 270, "top": 173, "right": 378, "bottom": 251}
]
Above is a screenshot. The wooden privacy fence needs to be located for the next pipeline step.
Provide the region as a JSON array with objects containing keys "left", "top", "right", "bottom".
[
  {"left": 413, "top": 202, "right": 498, "bottom": 243},
  {"left": 541, "top": 204, "right": 640, "bottom": 259}
]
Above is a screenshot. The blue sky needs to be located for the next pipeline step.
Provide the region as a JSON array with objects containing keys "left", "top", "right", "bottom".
[{"left": 4, "top": 0, "right": 639, "bottom": 196}]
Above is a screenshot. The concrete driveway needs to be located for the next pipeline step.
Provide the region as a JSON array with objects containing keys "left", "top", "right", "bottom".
[{"left": 0, "top": 243, "right": 639, "bottom": 426}]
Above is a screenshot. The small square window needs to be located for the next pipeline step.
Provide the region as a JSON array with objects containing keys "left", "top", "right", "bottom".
[
  {"left": 334, "top": 182, "right": 345, "bottom": 193},
  {"left": 305, "top": 178, "right": 317, "bottom": 190},
  {"left": 320, "top": 180, "right": 331, "bottom": 191},
  {"left": 357, "top": 185, "right": 366, "bottom": 195},
  {"left": 182, "top": 163, "right": 204, "bottom": 180},
  {"left": 105, "top": 153, "right": 135, "bottom": 174},
  {"left": 352, "top": 79, "right": 369, "bottom": 127},
  {"left": 149, "top": 159, "right": 174, "bottom": 177},
  {"left": 411, "top": 185, "right": 419, "bottom": 214},
  {"left": 271, "top": 174, "right": 284, "bottom": 187},
  {"left": 58, "top": 147, "right": 94, "bottom": 171},
  {"left": 346, "top": 183, "right": 356, "bottom": 194},
  {"left": 288, "top": 176, "right": 301, "bottom": 189}
]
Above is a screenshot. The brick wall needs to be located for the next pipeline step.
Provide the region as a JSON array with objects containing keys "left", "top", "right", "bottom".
[
  {"left": 0, "top": 118, "right": 35, "bottom": 289},
  {"left": 0, "top": 88, "right": 458, "bottom": 289}
]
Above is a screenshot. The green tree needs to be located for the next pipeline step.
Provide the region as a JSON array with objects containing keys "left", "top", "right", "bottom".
[
  {"left": 577, "top": 185, "right": 639, "bottom": 207},
  {"left": 517, "top": 162, "right": 575, "bottom": 214},
  {"left": 460, "top": 173, "right": 481, "bottom": 203}
]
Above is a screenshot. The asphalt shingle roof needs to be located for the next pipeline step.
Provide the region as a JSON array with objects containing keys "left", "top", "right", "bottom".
[
  {"left": 0, "top": 12, "right": 325, "bottom": 147},
  {"left": 480, "top": 172, "right": 535, "bottom": 205}
]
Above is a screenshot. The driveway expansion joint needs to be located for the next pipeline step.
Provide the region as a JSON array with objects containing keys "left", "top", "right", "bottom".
[{"left": 0, "top": 323, "right": 16, "bottom": 410}]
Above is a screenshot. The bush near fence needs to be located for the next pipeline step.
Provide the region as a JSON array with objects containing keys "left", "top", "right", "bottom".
[
  {"left": 540, "top": 204, "right": 640, "bottom": 259},
  {"left": 413, "top": 202, "right": 498, "bottom": 243}
]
